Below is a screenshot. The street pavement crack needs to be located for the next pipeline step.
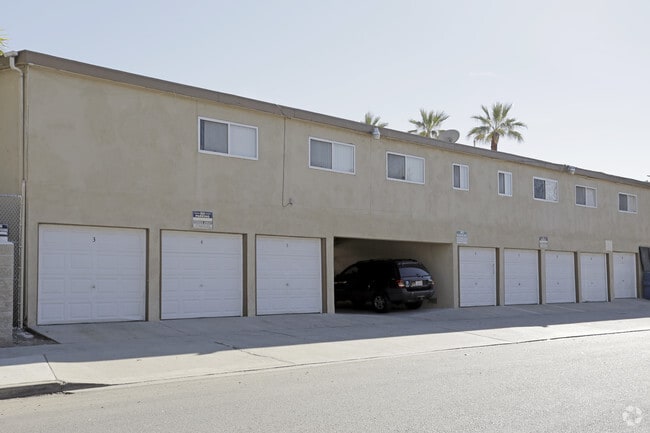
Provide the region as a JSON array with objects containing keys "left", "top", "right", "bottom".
[
  {"left": 213, "top": 340, "right": 296, "bottom": 365},
  {"left": 42, "top": 354, "right": 61, "bottom": 383}
]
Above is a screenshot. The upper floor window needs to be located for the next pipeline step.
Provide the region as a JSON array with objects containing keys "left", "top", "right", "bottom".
[
  {"left": 452, "top": 164, "right": 469, "bottom": 190},
  {"left": 619, "top": 193, "right": 637, "bottom": 213},
  {"left": 386, "top": 152, "right": 425, "bottom": 184},
  {"left": 199, "top": 117, "right": 258, "bottom": 159},
  {"left": 309, "top": 138, "right": 355, "bottom": 174},
  {"left": 498, "top": 171, "right": 512, "bottom": 196},
  {"left": 533, "top": 177, "right": 558, "bottom": 202},
  {"left": 576, "top": 185, "right": 597, "bottom": 208}
]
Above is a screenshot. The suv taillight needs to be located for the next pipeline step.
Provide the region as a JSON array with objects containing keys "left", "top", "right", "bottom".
[{"left": 396, "top": 279, "right": 405, "bottom": 288}]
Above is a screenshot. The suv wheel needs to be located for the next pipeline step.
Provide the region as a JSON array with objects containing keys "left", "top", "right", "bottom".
[{"left": 372, "top": 293, "right": 391, "bottom": 313}]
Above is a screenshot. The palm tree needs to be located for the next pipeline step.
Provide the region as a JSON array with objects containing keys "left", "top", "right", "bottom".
[
  {"left": 0, "top": 30, "right": 7, "bottom": 55},
  {"left": 408, "top": 109, "right": 449, "bottom": 138},
  {"left": 467, "top": 103, "right": 527, "bottom": 151},
  {"left": 363, "top": 112, "right": 388, "bottom": 128}
]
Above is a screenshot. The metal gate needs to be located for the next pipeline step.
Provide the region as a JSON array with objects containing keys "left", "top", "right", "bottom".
[{"left": 0, "top": 195, "right": 22, "bottom": 327}]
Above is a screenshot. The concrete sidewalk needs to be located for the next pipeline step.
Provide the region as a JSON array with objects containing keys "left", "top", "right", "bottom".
[{"left": 2, "top": 300, "right": 650, "bottom": 399}]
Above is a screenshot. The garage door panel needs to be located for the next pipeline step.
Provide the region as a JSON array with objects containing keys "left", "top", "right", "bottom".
[
  {"left": 206, "top": 255, "right": 241, "bottom": 274},
  {"left": 258, "top": 260, "right": 320, "bottom": 278},
  {"left": 38, "top": 225, "right": 146, "bottom": 325},
  {"left": 505, "top": 250, "right": 539, "bottom": 305},
  {"left": 40, "top": 253, "right": 66, "bottom": 271},
  {"left": 170, "top": 254, "right": 204, "bottom": 271},
  {"left": 614, "top": 253, "right": 637, "bottom": 299},
  {"left": 161, "top": 231, "right": 243, "bottom": 319},
  {"left": 39, "top": 303, "right": 65, "bottom": 323},
  {"left": 580, "top": 253, "right": 608, "bottom": 302},
  {"left": 96, "top": 254, "right": 142, "bottom": 273},
  {"left": 258, "top": 296, "right": 321, "bottom": 315},
  {"left": 203, "top": 276, "right": 241, "bottom": 289},
  {"left": 257, "top": 237, "right": 317, "bottom": 255},
  {"left": 39, "top": 278, "right": 65, "bottom": 297},
  {"left": 256, "top": 236, "right": 322, "bottom": 315},
  {"left": 258, "top": 251, "right": 321, "bottom": 265},
  {"left": 461, "top": 287, "right": 494, "bottom": 307},
  {"left": 67, "top": 253, "right": 93, "bottom": 270},
  {"left": 95, "top": 302, "right": 118, "bottom": 319},
  {"left": 545, "top": 252, "right": 576, "bottom": 303},
  {"left": 96, "top": 278, "right": 142, "bottom": 299},
  {"left": 459, "top": 247, "right": 496, "bottom": 307},
  {"left": 460, "top": 265, "right": 491, "bottom": 277},
  {"left": 258, "top": 277, "right": 321, "bottom": 292},
  {"left": 68, "top": 302, "right": 93, "bottom": 320},
  {"left": 203, "top": 237, "right": 241, "bottom": 252},
  {"left": 69, "top": 278, "right": 94, "bottom": 295}
]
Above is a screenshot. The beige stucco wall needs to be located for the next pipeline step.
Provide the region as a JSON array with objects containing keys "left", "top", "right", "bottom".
[
  {"left": 5, "top": 64, "right": 649, "bottom": 325},
  {"left": 0, "top": 69, "right": 22, "bottom": 194}
]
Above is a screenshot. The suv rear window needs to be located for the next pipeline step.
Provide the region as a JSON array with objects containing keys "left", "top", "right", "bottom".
[
  {"left": 370, "top": 262, "right": 398, "bottom": 280},
  {"left": 398, "top": 265, "right": 430, "bottom": 278}
]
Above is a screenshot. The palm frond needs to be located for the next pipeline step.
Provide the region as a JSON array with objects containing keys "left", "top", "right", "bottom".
[
  {"left": 364, "top": 111, "right": 388, "bottom": 128},
  {"left": 467, "top": 102, "right": 526, "bottom": 150}
]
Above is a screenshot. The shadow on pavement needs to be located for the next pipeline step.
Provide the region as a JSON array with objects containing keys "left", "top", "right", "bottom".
[{"left": 2, "top": 299, "right": 650, "bottom": 367}]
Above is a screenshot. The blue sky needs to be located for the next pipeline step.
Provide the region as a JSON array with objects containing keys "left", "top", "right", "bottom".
[{"left": 3, "top": 0, "right": 649, "bottom": 180}]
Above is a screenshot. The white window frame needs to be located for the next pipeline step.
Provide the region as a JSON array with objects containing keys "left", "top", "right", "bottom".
[
  {"left": 618, "top": 192, "right": 638, "bottom": 213},
  {"left": 386, "top": 152, "right": 425, "bottom": 184},
  {"left": 498, "top": 171, "right": 513, "bottom": 197},
  {"left": 452, "top": 163, "right": 469, "bottom": 191},
  {"left": 308, "top": 137, "right": 356, "bottom": 174},
  {"left": 533, "top": 177, "right": 559, "bottom": 202},
  {"left": 575, "top": 185, "right": 597, "bottom": 208},
  {"left": 198, "top": 116, "right": 258, "bottom": 160}
]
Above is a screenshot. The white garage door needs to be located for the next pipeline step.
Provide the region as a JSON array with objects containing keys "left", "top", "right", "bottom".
[
  {"left": 545, "top": 251, "right": 576, "bottom": 303},
  {"left": 459, "top": 247, "right": 496, "bottom": 307},
  {"left": 613, "top": 252, "right": 637, "bottom": 299},
  {"left": 161, "top": 231, "right": 243, "bottom": 319},
  {"left": 580, "top": 253, "right": 608, "bottom": 302},
  {"left": 256, "top": 236, "right": 322, "bottom": 315},
  {"left": 38, "top": 225, "right": 146, "bottom": 325},
  {"left": 504, "top": 249, "right": 539, "bottom": 305}
]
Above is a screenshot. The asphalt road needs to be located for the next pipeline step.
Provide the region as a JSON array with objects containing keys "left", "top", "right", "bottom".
[{"left": 2, "top": 331, "right": 649, "bottom": 433}]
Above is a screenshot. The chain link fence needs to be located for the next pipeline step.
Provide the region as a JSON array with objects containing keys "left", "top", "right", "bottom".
[{"left": 0, "top": 195, "right": 22, "bottom": 327}]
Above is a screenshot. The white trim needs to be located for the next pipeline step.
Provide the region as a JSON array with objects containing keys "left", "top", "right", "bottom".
[
  {"left": 308, "top": 137, "right": 356, "bottom": 175},
  {"left": 498, "top": 171, "right": 513, "bottom": 197},
  {"left": 386, "top": 151, "right": 425, "bottom": 184},
  {"left": 452, "top": 163, "right": 469, "bottom": 191},
  {"left": 618, "top": 192, "right": 638, "bottom": 214},
  {"left": 575, "top": 185, "right": 597, "bottom": 208},
  {"left": 198, "top": 116, "right": 259, "bottom": 160},
  {"left": 533, "top": 176, "right": 559, "bottom": 202}
]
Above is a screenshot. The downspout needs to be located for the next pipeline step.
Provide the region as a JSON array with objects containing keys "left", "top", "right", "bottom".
[{"left": 5, "top": 51, "right": 26, "bottom": 327}]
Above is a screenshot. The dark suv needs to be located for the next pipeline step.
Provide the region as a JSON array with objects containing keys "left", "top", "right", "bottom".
[{"left": 335, "top": 259, "right": 435, "bottom": 313}]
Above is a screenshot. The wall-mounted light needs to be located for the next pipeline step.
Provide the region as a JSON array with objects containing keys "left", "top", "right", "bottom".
[
  {"left": 566, "top": 165, "right": 576, "bottom": 175},
  {"left": 372, "top": 126, "right": 380, "bottom": 140}
]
